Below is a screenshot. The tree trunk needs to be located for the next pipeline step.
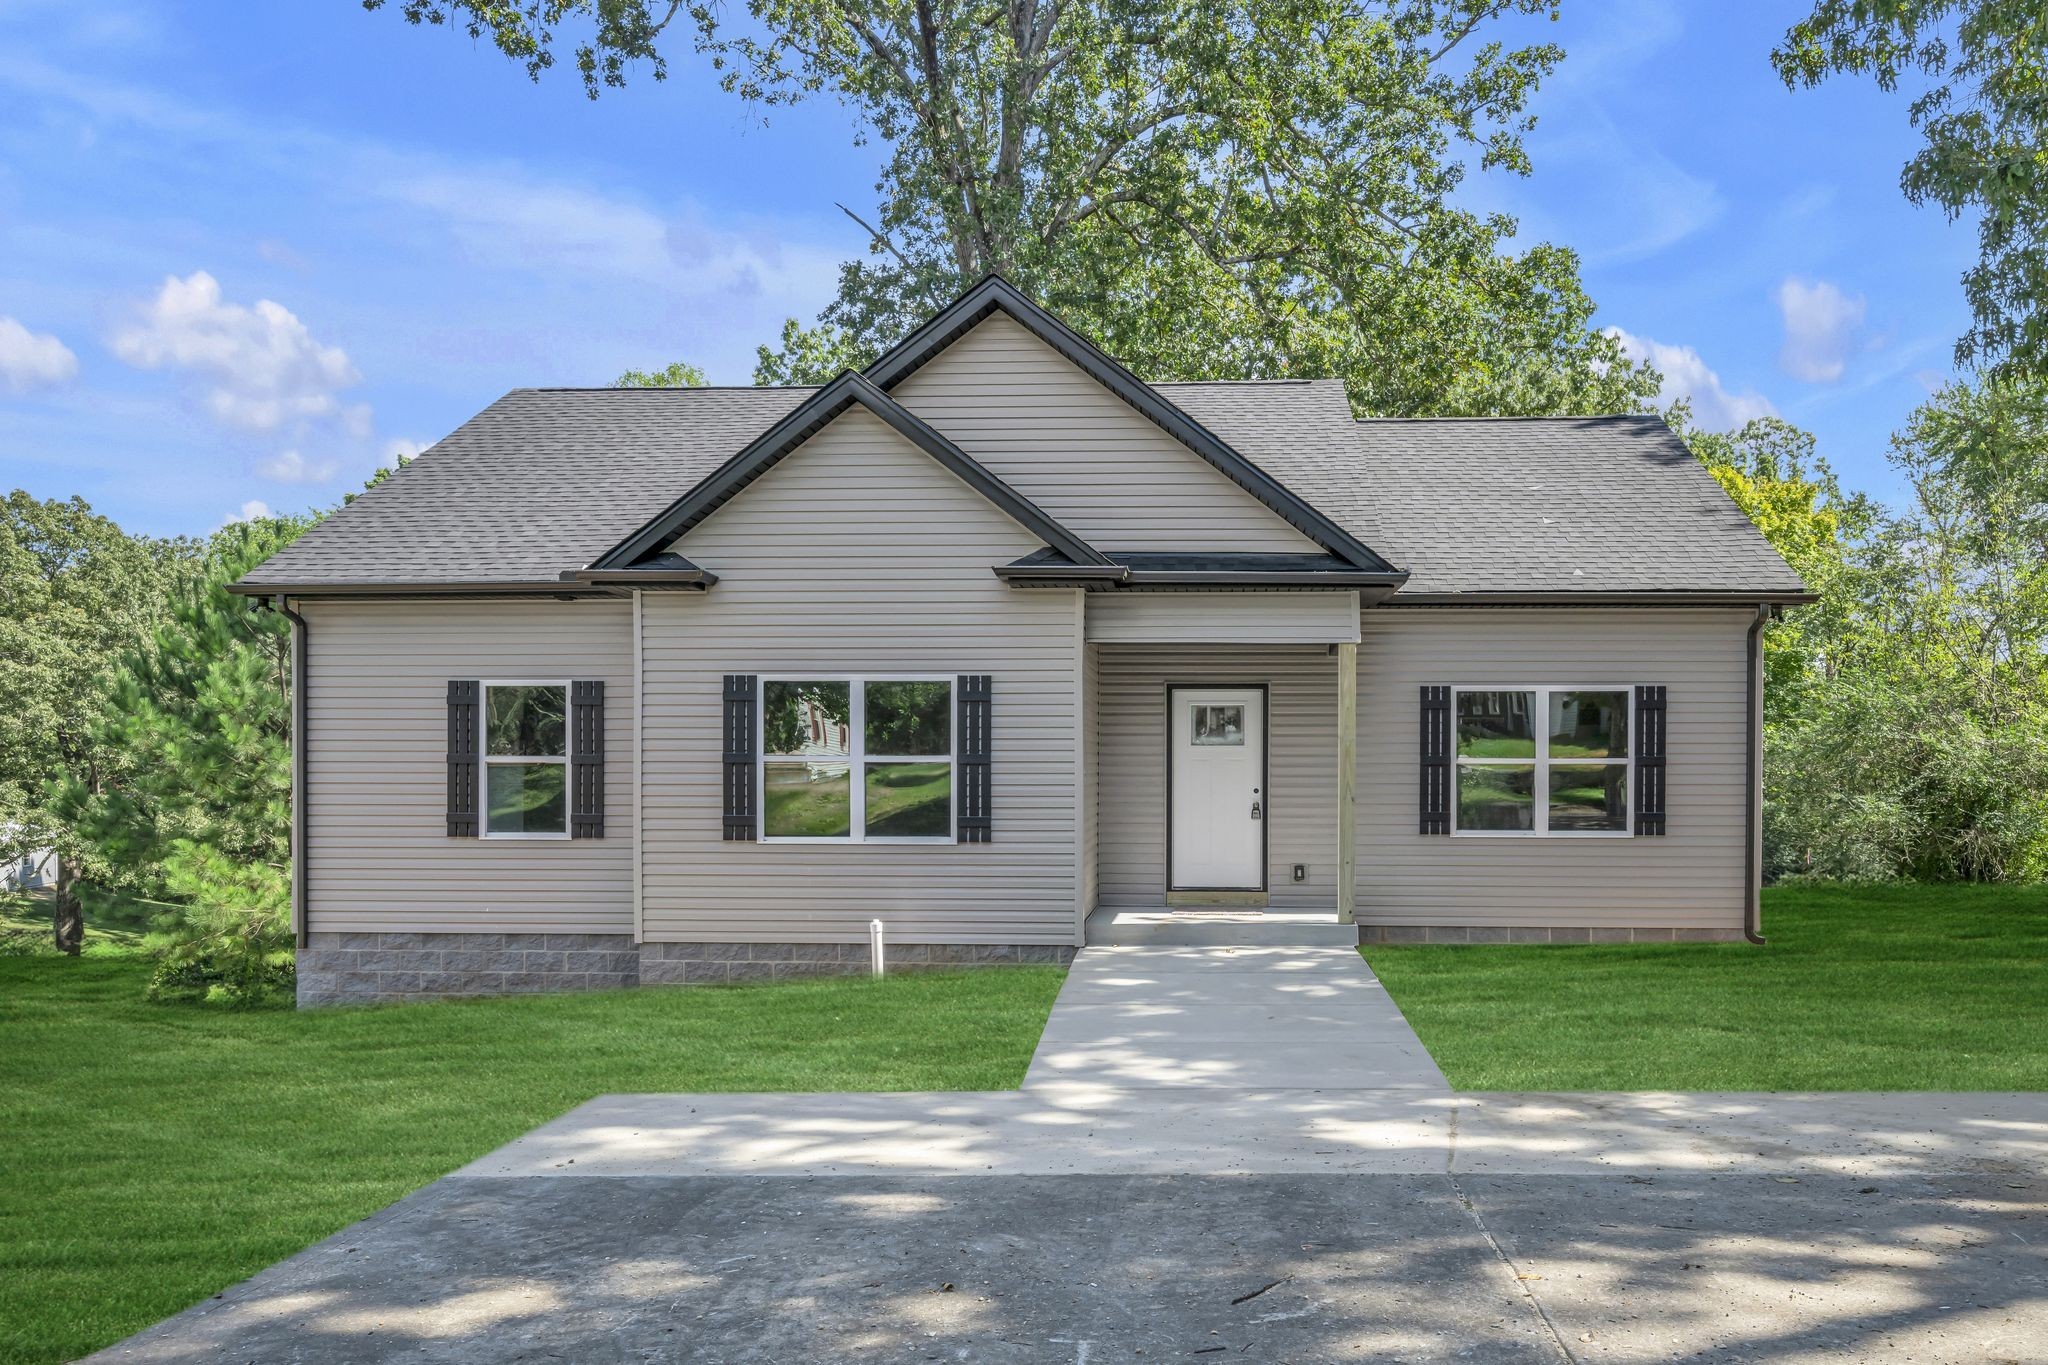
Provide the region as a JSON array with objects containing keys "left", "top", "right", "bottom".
[{"left": 52, "top": 854, "right": 83, "bottom": 956}]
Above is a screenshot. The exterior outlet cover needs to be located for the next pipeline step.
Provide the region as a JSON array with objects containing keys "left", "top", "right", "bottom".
[{"left": 1292, "top": 863, "right": 1307, "bottom": 883}]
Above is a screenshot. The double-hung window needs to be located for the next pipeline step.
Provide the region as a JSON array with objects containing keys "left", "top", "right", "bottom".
[
  {"left": 1453, "top": 687, "right": 1632, "bottom": 836},
  {"left": 482, "top": 682, "right": 570, "bottom": 837},
  {"left": 760, "top": 678, "right": 954, "bottom": 841}
]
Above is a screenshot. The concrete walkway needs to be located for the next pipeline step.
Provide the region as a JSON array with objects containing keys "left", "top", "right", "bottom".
[
  {"left": 1023, "top": 943, "right": 1451, "bottom": 1091},
  {"left": 88, "top": 930, "right": 2048, "bottom": 1363}
]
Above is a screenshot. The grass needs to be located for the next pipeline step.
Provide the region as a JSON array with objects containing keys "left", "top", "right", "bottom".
[
  {"left": 0, "top": 892, "right": 143, "bottom": 957},
  {"left": 865, "top": 761, "right": 952, "bottom": 836},
  {"left": 762, "top": 762, "right": 953, "bottom": 837},
  {"left": 0, "top": 957, "right": 1064, "bottom": 1365},
  {"left": 1366, "top": 882, "right": 2048, "bottom": 1091}
]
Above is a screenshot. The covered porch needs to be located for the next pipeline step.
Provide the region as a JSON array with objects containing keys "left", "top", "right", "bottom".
[{"left": 1082, "top": 590, "right": 1362, "bottom": 946}]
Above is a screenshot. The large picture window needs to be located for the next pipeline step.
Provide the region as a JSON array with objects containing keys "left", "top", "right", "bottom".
[
  {"left": 760, "top": 678, "right": 953, "bottom": 841},
  {"left": 1453, "top": 687, "right": 1631, "bottom": 836},
  {"left": 482, "top": 682, "right": 569, "bottom": 837}
]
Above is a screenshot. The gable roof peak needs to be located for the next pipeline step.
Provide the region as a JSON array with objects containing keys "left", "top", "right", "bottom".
[
  {"left": 864, "top": 276, "right": 1402, "bottom": 577},
  {"left": 588, "top": 367, "right": 1113, "bottom": 572}
]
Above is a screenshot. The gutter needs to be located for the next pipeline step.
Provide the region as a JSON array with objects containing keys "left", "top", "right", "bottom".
[
  {"left": 227, "top": 581, "right": 613, "bottom": 601},
  {"left": 990, "top": 565, "right": 1409, "bottom": 591},
  {"left": 1744, "top": 604, "right": 1770, "bottom": 945},
  {"left": 1385, "top": 590, "right": 1819, "bottom": 608},
  {"left": 565, "top": 568, "right": 718, "bottom": 590}
]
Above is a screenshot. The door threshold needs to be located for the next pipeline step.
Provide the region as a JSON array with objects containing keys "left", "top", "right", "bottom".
[{"left": 1166, "top": 891, "right": 1270, "bottom": 909}]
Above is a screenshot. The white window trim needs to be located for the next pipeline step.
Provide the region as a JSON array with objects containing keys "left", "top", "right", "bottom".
[
  {"left": 480, "top": 679, "right": 572, "bottom": 841},
  {"left": 758, "top": 675, "right": 955, "bottom": 844},
  {"left": 1451, "top": 685, "right": 1635, "bottom": 839}
]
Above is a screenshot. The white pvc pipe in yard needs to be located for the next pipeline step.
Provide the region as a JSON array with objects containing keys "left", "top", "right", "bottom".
[{"left": 870, "top": 919, "right": 885, "bottom": 978}]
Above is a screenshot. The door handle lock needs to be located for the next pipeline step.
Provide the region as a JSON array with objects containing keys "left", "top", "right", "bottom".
[{"left": 1250, "top": 799, "right": 1263, "bottom": 821}]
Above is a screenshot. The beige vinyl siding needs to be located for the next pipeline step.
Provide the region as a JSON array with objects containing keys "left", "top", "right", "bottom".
[
  {"left": 301, "top": 599, "right": 634, "bottom": 934},
  {"left": 1086, "top": 591, "right": 1361, "bottom": 644},
  {"left": 642, "top": 406, "right": 1082, "bottom": 945},
  {"left": 890, "top": 314, "right": 1323, "bottom": 553},
  {"left": 1358, "top": 608, "right": 1750, "bottom": 930},
  {"left": 1095, "top": 644, "right": 1342, "bottom": 911}
]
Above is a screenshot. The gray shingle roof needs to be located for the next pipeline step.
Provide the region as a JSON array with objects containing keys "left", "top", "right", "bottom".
[
  {"left": 238, "top": 377, "right": 1804, "bottom": 599},
  {"left": 1348, "top": 413, "right": 1806, "bottom": 597},
  {"left": 236, "top": 386, "right": 815, "bottom": 588},
  {"left": 1164, "top": 379, "right": 1804, "bottom": 597}
]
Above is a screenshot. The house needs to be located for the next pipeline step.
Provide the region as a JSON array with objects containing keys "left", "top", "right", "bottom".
[
  {"left": 2, "top": 834, "right": 56, "bottom": 894},
  {"left": 229, "top": 278, "right": 1810, "bottom": 1006}
]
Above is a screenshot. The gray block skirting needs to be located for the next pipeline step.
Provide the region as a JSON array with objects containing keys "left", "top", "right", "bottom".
[
  {"left": 296, "top": 933, "right": 1077, "bottom": 1005},
  {"left": 295, "top": 932, "right": 640, "bottom": 1006},
  {"left": 640, "top": 941, "right": 1076, "bottom": 986},
  {"left": 1356, "top": 925, "right": 1746, "bottom": 945}
]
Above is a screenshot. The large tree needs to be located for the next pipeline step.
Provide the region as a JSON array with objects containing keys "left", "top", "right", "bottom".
[
  {"left": 366, "top": 0, "right": 1659, "bottom": 415},
  {"left": 1691, "top": 387, "right": 2048, "bottom": 883},
  {"left": 0, "top": 493, "right": 192, "bottom": 952},
  {"left": 1775, "top": 1, "right": 2048, "bottom": 376},
  {"left": 56, "top": 517, "right": 312, "bottom": 1002},
  {"left": 613, "top": 360, "right": 709, "bottom": 387}
]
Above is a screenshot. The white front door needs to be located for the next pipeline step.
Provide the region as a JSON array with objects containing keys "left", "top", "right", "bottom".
[{"left": 1168, "top": 686, "right": 1266, "bottom": 890}]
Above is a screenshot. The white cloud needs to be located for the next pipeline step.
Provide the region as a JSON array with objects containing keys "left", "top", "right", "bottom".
[
  {"left": 109, "top": 271, "right": 361, "bottom": 430},
  {"left": 1607, "top": 327, "right": 1777, "bottom": 431},
  {"left": 377, "top": 166, "right": 842, "bottom": 303},
  {"left": 0, "top": 316, "right": 80, "bottom": 392},
  {"left": 226, "top": 499, "right": 272, "bottom": 524},
  {"left": 258, "top": 448, "right": 337, "bottom": 484},
  {"left": 1775, "top": 277, "right": 1867, "bottom": 383},
  {"left": 255, "top": 237, "right": 309, "bottom": 270},
  {"left": 382, "top": 437, "right": 425, "bottom": 462}
]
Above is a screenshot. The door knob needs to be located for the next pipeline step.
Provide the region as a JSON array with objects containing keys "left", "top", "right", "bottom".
[{"left": 1250, "top": 799, "right": 1264, "bottom": 821}]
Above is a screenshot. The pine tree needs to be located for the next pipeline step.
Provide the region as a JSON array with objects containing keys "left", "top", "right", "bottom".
[{"left": 58, "top": 516, "right": 312, "bottom": 1002}]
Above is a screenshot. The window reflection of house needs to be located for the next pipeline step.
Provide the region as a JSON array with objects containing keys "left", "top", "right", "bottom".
[{"left": 796, "top": 696, "right": 850, "bottom": 762}]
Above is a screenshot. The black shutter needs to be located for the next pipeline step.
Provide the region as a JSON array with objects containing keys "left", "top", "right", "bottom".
[
  {"left": 1635, "top": 685, "right": 1667, "bottom": 836},
  {"left": 723, "top": 675, "right": 757, "bottom": 841},
  {"left": 957, "top": 674, "right": 991, "bottom": 843},
  {"left": 570, "top": 681, "right": 605, "bottom": 839},
  {"left": 1419, "top": 685, "right": 1451, "bottom": 835},
  {"left": 447, "top": 680, "right": 480, "bottom": 837}
]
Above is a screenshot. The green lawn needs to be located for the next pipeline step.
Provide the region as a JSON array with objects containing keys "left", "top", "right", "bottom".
[
  {"left": 0, "top": 892, "right": 142, "bottom": 956},
  {"left": 1366, "top": 883, "right": 2048, "bottom": 1091},
  {"left": 0, "top": 958, "right": 1064, "bottom": 1365}
]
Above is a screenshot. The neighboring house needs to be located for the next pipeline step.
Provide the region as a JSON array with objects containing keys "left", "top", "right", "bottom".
[
  {"left": 230, "top": 278, "right": 1810, "bottom": 1006},
  {"left": 2, "top": 833, "right": 56, "bottom": 893}
]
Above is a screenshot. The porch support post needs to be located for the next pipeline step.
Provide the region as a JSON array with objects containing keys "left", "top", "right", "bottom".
[{"left": 1336, "top": 640, "right": 1357, "bottom": 924}]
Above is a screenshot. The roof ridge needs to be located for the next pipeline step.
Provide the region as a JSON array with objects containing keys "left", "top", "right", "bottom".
[
  {"left": 1148, "top": 378, "right": 1325, "bottom": 387},
  {"left": 509, "top": 384, "right": 822, "bottom": 394},
  {"left": 1353, "top": 413, "right": 1662, "bottom": 423}
]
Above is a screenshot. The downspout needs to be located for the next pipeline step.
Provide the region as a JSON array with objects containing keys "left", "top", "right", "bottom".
[
  {"left": 1744, "top": 605, "right": 1770, "bottom": 945},
  {"left": 632, "top": 588, "right": 644, "bottom": 946},
  {"left": 273, "top": 596, "right": 311, "bottom": 949}
]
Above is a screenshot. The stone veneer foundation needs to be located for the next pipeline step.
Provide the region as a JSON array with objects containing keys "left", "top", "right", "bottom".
[
  {"left": 1355, "top": 925, "right": 1745, "bottom": 944},
  {"left": 296, "top": 931, "right": 1076, "bottom": 1006}
]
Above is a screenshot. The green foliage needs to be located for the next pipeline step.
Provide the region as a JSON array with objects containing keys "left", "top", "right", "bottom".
[
  {"left": 56, "top": 517, "right": 315, "bottom": 1005},
  {"left": 1688, "top": 384, "right": 2048, "bottom": 883},
  {"left": 1775, "top": 1, "right": 2048, "bottom": 375},
  {"left": 344, "top": 450, "right": 413, "bottom": 505},
  {"left": 367, "top": 0, "right": 1660, "bottom": 418},
  {"left": 612, "top": 360, "right": 709, "bottom": 387},
  {"left": 0, "top": 493, "right": 194, "bottom": 933},
  {"left": 752, "top": 317, "right": 868, "bottom": 387}
]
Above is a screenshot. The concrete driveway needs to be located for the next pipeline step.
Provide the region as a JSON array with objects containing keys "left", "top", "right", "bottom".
[{"left": 86, "top": 943, "right": 2048, "bottom": 1363}]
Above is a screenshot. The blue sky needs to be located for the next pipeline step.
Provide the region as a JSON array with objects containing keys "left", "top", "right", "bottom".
[{"left": 0, "top": 0, "right": 1973, "bottom": 538}]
